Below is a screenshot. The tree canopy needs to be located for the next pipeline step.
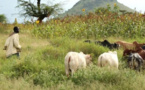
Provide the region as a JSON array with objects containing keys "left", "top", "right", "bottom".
[
  {"left": 0, "top": 14, "right": 7, "bottom": 23},
  {"left": 17, "top": 0, "right": 62, "bottom": 23}
]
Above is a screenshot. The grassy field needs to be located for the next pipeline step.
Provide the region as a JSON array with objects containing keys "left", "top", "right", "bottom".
[
  {"left": 1, "top": 8, "right": 145, "bottom": 89},
  {"left": 0, "top": 29, "right": 145, "bottom": 90}
]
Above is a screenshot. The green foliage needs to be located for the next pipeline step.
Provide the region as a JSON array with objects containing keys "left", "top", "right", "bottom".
[
  {"left": 0, "top": 14, "right": 7, "bottom": 23},
  {"left": 17, "top": 0, "right": 62, "bottom": 22},
  {"left": 12, "top": 59, "right": 37, "bottom": 78},
  {"left": 0, "top": 59, "right": 17, "bottom": 77},
  {"left": 32, "top": 11, "right": 145, "bottom": 39},
  {"left": 95, "top": 7, "right": 110, "bottom": 15},
  {"left": 1, "top": 33, "right": 145, "bottom": 89},
  {"left": 42, "top": 46, "right": 66, "bottom": 60},
  {"left": 33, "top": 69, "right": 65, "bottom": 87},
  {"left": 71, "top": 65, "right": 137, "bottom": 85}
]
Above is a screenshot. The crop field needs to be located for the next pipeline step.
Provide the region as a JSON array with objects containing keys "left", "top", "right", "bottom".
[{"left": 1, "top": 10, "right": 145, "bottom": 90}]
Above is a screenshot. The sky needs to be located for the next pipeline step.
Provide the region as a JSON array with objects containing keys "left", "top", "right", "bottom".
[
  {"left": 0, "top": 0, "right": 145, "bottom": 23},
  {"left": 117, "top": 0, "right": 145, "bottom": 13}
]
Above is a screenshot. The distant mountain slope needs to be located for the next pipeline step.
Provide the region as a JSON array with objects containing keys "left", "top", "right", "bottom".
[{"left": 62, "top": 0, "right": 134, "bottom": 16}]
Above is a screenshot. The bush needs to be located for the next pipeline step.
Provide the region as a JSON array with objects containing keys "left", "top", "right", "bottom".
[{"left": 33, "top": 68, "right": 66, "bottom": 87}]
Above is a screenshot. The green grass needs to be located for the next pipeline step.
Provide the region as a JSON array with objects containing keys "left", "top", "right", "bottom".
[
  {"left": 1, "top": 30, "right": 145, "bottom": 90},
  {"left": 1, "top": 11, "right": 145, "bottom": 89}
]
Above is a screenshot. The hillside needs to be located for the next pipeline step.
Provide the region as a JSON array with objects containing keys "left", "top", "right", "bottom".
[{"left": 61, "top": 0, "right": 134, "bottom": 16}]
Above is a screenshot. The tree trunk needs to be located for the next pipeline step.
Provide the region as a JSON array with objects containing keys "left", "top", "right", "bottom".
[
  {"left": 37, "top": 0, "right": 41, "bottom": 14},
  {"left": 37, "top": 16, "right": 45, "bottom": 23},
  {"left": 37, "top": 14, "right": 50, "bottom": 23}
]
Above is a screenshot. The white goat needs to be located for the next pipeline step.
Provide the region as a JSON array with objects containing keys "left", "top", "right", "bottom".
[
  {"left": 64, "top": 51, "right": 92, "bottom": 77},
  {"left": 98, "top": 51, "right": 119, "bottom": 69}
]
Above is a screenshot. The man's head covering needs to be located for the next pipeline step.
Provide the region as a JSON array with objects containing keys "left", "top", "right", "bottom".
[{"left": 13, "top": 26, "right": 19, "bottom": 33}]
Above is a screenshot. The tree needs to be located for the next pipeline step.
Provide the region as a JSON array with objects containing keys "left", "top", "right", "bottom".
[
  {"left": 0, "top": 14, "right": 7, "bottom": 23},
  {"left": 17, "top": 0, "right": 62, "bottom": 23}
]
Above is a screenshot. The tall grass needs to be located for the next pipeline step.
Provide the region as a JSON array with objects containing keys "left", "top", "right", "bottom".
[
  {"left": 32, "top": 12, "right": 145, "bottom": 39},
  {"left": 1, "top": 32, "right": 145, "bottom": 89}
]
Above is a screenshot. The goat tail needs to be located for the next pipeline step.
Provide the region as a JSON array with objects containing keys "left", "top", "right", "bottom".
[
  {"left": 65, "top": 56, "right": 71, "bottom": 77},
  {"left": 68, "top": 56, "right": 71, "bottom": 69},
  {"left": 98, "top": 55, "right": 103, "bottom": 67}
]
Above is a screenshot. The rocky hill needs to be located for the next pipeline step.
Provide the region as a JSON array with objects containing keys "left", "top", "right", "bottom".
[{"left": 61, "top": 0, "right": 134, "bottom": 16}]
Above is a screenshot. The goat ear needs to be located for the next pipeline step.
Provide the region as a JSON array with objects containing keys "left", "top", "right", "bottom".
[
  {"left": 133, "top": 41, "right": 138, "bottom": 44},
  {"left": 86, "top": 54, "right": 91, "bottom": 58}
]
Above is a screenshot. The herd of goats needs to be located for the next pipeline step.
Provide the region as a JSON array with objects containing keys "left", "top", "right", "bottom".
[
  {"left": 84, "top": 39, "right": 145, "bottom": 71},
  {"left": 64, "top": 39, "right": 145, "bottom": 77}
]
